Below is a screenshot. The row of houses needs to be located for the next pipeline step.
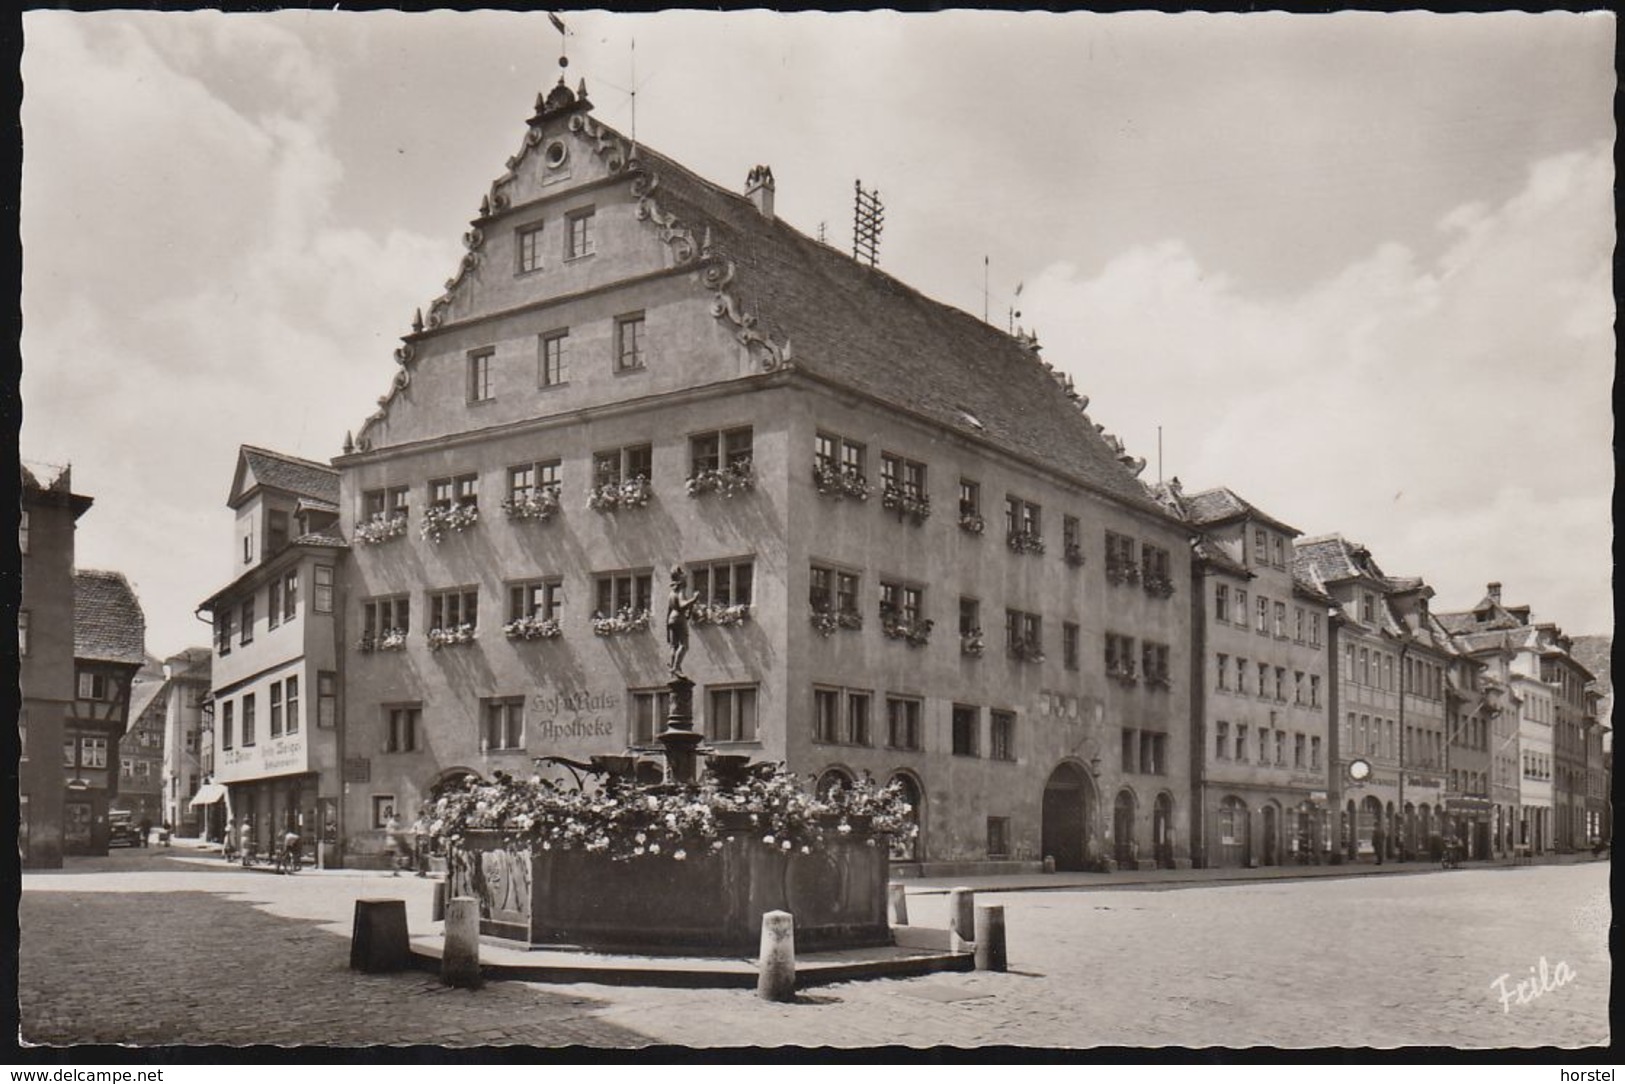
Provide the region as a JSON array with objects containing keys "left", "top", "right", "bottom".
[{"left": 165, "top": 79, "right": 1608, "bottom": 871}]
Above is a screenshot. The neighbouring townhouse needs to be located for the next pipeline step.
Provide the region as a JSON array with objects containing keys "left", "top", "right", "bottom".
[{"left": 65, "top": 570, "right": 147, "bottom": 855}]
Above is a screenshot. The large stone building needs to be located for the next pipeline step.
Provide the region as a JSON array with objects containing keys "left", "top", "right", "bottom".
[
  {"left": 197, "top": 447, "right": 346, "bottom": 862},
  {"left": 19, "top": 462, "right": 93, "bottom": 868},
  {"left": 160, "top": 647, "right": 214, "bottom": 837},
  {"left": 326, "top": 80, "right": 1194, "bottom": 873},
  {"left": 65, "top": 570, "right": 147, "bottom": 855},
  {"left": 1157, "top": 483, "right": 1335, "bottom": 868},
  {"left": 118, "top": 656, "right": 168, "bottom": 826}
]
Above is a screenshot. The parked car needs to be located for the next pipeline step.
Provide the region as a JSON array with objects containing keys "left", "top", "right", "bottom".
[{"left": 108, "top": 812, "right": 142, "bottom": 848}]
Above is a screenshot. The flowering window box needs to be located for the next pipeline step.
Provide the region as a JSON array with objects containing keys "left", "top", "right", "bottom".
[
  {"left": 1106, "top": 563, "right": 1141, "bottom": 586},
  {"left": 354, "top": 513, "right": 409, "bottom": 546},
  {"left": 1109, "top": 663, "right": 1140, "bottom": 686},
  {"left": 1064, "top": 543, "right": 1087, "bottom": 568},
  {"left": 588, "top": 476, "right": 653, "bottom": 512},
  {"left": 502, "top": 490, "right": 561, "bottom": 522},
  {"left": 810, "top": 608, "right": 864, "bottom": 637},
  {"left": 690, "top": 602, "right": 752, "bottom": 627},
  {"left": 686, "top": 461, "right": 755, "bottom": 499},
  {"left": 960, "top": 630, "right": 985, "bottom": 657},
  {"left": 1008, "top": 639, "right": 1046, "bottom": 664},
  {"left": 812, "top": 464, "right": 871, "bottom": 501},
  {"left": 958, "top": 509, "right": 986, "bottom": 535},
  {"left": 427, "top": 624, "right": 477, "bottom": 650},
  {"left": 591, "top": 608, "right": 651, "bottom": 636},
  {"left": 880, "top": 607, "right": 934, "bottom": 647},
  {"left": 503, "top": 615, "right": 563, "bottom": 641},
  {"left": 1142, "top": 575, "right": 1175, "bottom": 598},
  {"left": 358, "top": 628, "right": 408, "bottom": 653},
  {"left": 1007, "top": 529, "right": 1046, "bottom": 556},
  {"left": 881, "top": 485, "right": 932, "bottom": 525},
  {"left": 1146, "top": 674, "right": 1172, "bottom": 690},
  {"left": 420, "top": 503, "right": 480, "bottom": 543}
]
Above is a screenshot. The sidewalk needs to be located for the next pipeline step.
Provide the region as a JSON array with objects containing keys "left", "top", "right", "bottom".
[{"left": 897, "top": 850, "right": 1607, "bottom": 895}]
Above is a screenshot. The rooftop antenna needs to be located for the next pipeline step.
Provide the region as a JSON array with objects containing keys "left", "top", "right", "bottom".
[
  {"left": 1008, "top": 280, "right": 1023, "bottom": 335},
  {"left": 853, "top": 179, "right": 884, "bottom": 268},
  {"left": 1157, "top": 425, "right": 1163, "bottom": 485},
  {"left": 629, "top": 35, "right": 637, "bottom": 142},
  {"left": 983, "top": 256, "right": 989, "bottom": 323}
]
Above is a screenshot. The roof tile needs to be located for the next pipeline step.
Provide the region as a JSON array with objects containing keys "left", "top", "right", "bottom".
[{"left": 74, "top": 570, "right": 147, "bottom": 665}]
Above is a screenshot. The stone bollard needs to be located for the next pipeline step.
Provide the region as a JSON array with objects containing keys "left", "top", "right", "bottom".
[
  {"left": 888, "top": 883, "right": 910, "bottom": 926},
  {"left": 973, "top": 904, "right": 1007, "bottom": 972},
  {"left": 350, "top": 898, "right": 409, "bottom": 973},
  {"left": 1042, "top": 855, "right": 1056, "bottom": 874},
  {"left": 757, "top": 910, "right": 796, "bottom": 1002},
  {"left": 432, "top": 880, "right": 448, "bottom": 922},
  {"left": 947, "top": 887, "right": 976, "bottom": 954},
  {"left": 441, "top": 897, "right": 482, "bottom": 989}
]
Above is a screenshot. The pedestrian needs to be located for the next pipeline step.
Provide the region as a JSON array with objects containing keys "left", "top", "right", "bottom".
[
  {"left": 1372, "top": 826, "right": 1385, "bottom": 866},
  {"left": 240, "top": 817, "right": 255, "bottom": 864},
  {"left": 384, "top": 810, "right": 403, "bottom": 876},
  {"left": 138, "top": 817, "right": 152, "bottom": 848},
  {"left": 412, "top": 810, "right": 431, "bottom": 877},
  {"left": 223, "top": 816, "right": 237, "bottom": 861},
  {"left": 160, "top": 820, "right": 172, "bottom": 846},
  {"left": 281, "top": 825, "right": 302, "bottom": 873}
]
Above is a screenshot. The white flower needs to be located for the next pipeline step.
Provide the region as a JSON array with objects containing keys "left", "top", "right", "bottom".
[
  {"left": 635, "top": 831, "right": 647, "bottom": 844},
  {"left": 541, "top": 841, "right": 551, "bottom": 850},
  {"left": 646, "top": 796, "right": 660, "bottom": 811},
  {"left": 649, "top": 843, "right": 661, "bottom": 855},
  {"left": 528, "top": 775, "right": 541, "bottom": 785},
  {"left": 712, "top": 841, "right": 725, "bottom": 851},
  {"left": 763, "top": 834, "right": 775, "bottom": 845},
  {"left": 674, "top": 849, "right": 687, "bottom": 861},
  {"left": 664, "top": 813, "right": 678, "bottom": 828},
  {"left": 800, "top": 845, "right": 811, "bottom": 855},
  {"left": 838, "top": 823, "right": 852, "bottom": 834},
  {"left": 633, "top": 846, "right": 645, "bottom": 856},
  {"left": 781, "top": 840, "right": 793, "bottom": 851}
]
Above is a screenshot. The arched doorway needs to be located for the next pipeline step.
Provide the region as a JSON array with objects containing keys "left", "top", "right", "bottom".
[
  {"left": 1113, "top": 789, "right": 1138, "bottom": 867},
  {"left": 1360, "top": 796, "right": 1383, "bottom": 859},
  {"left": 816, "top": 766, "right": 855, "bottom": 799},
  {"left": 1292, "top": 801, "right": 1315, "bottom": 863},
  {"left": 1041, "top": 762, "right": 1093, "bottom": 871},
  {"left": 1344, "top": 799, "right": 1358, "bottom": 860},
  {"left": 1152, "top": 792, "right": 1175, "bottom": 868},
  {"left": 1217, "top": 796, "right": 1250, "bottom": 867},
  {"left": 887, "top": 771, "right": 923, "bottom": 863},
  {"left": 1261, "top": 804, "right": 1279, "bottom": 866}
]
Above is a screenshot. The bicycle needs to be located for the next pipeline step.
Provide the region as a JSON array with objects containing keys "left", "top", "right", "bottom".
[{"left": 275, "top": 841, "right": 302, "bottom": 875}]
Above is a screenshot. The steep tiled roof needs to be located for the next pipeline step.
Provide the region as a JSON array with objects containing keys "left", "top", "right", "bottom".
[
  {"left": 240, "top": 446, "right": 338, "bottom": 504},
  {"left": 1292, "top": 572, "right": 1334, "bottom": 605},
  {"left": 293, "top": 530, "right": 349, "bottom": 549},
  {"left": 74, "top": 570, "right": 147, "bottom": 665},
  {"left": 1292, "top": 534, "right": 1380, "bottom": 585},
  {"left": 127, "top": 677, "right": 169, "bottom": 725},
  {"left": 1569, "top": 635, "right": 1611, "bottom": 698},
  {"left": 1193, "top": 536, "right": 1250, "bottom": 579},
  {"left": 1177, "top": 487, "right": 1300, "bottom": 535},
  {"left": 610, "top": 136, "right": 1170, "bottom": 518}
]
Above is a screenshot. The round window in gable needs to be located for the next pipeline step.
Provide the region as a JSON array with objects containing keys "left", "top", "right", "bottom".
[{"left": 544, "top": 140, "right": 570, "bottom": 170}]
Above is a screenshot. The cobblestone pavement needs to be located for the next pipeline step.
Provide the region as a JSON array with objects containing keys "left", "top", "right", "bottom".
[{"left": 20, "top": 850, "right": 1610, "bottom": 1049}]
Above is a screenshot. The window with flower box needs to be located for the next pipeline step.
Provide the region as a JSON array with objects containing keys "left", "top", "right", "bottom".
[
  {"left": 468, "top": 348, "right": 494, "bottom": 403},
  {"left": 1142, "top": 642, "right": 1171, "bottom": 688},
  {"left": 616, "top": 312, "right": 646, "bottom": 372},
  {"left": 886, "top": 696, "right": 922, "bottom": 751},
  {"left": 1105, "top": 531, "right": 1137, "bottom": 583},
  {"left": 958, "top": 478, "right": 984, "bottom": 534},
  {"left": 590, "top": 445, "right": 653, "bottom": 509},
  {"left": 952, "top": 704, "right": 980, "bottom": 758},
  {"left": 506, "top": 578, "right": 564, "bottom": 639},
  {"left": 809, "top": 563, "right": 862, "bottom": 634},
  {"left": 688, "top": 558, "right": 755, "bottom": 626},
  {"left": 990, "top": 710, "right": 1015, "bottom": 761},
  {"left": 813, "top": 431, "right": 869, "bottom": 498},
  {"left": 483, "top": 697, "right": 525, "bottom": 752},
  {"left": 1062, "top": 515, "right": 1085, "bottom": 567},
  {"left": 880, "top": 454, "right": 930, "bottom": 523},
  {"left": 1005, "top": 496, "right": 1043, "bottom": 554},
  {"left": 958, "top": 596, "right": 983, "bottom": 656},
  {"left": 1063, "top": 622, "right": 1080, "bottom": 670},
  {"left": 709, "top": 685, "right": 759, "bottom": 743},
  {"left": 385, "top": 704, "right": 420, "bottom": 753},
  {"left": 592, "top": 571, "right": 653, "bottom": 630},
  {"left": 1105, "top": 632, "right": 1137, "bottom": 682},
  {"left": 1141, "top": 544, "right": 1172, "bottom": 595},
  {"left": 358, "top": 487, "right": 411, "bottom": 544},
  {"left": 429, "top": 474, "right": 478, "bottom": 511},
  {"left": 360, "top": 596, "right": 410, "bottom": 652},
  {"left": 688, "top": 428, "right": 755, "bottom": 497},
  {"left": 530, "top": 328, "right": 569, "bottom": 389},
  {"left": 428, "top": 589, "right": 478, "bottom": 645},
  {"left": 1005, "top": 609, "right": 1043, "bottom": 662},
  {"left": 630, "top": 688, "right": 671, "bottom": 745},
  {"left": 879, "top": 580, "right": 931, "bottom": 645},
  {"left": 505, "top": 460, "right": 563, "bottom": 520}
]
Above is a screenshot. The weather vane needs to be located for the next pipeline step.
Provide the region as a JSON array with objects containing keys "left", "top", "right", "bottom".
[{"left": 549, "top": 12, "right": 568, "bottom": 77}]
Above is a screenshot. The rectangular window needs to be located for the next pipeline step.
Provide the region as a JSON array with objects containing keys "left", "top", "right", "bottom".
[
  {"left": 1122, "top": 727, "right": 1138, "bottom": 773},
  {"left": 615, "top": 313, "right": 647, "bottom": 372},
  {"left": 1254, "top": 528, "right": 1269, "bottom": 564},
  {"left": 362, "top": 486, "right": 410, "bottom": 522},
  {"left": 814, "top": 688, "right": 840, "bottom": 743},
  {"left": 846, "top": 692, "right": 871, "bottom": 746},
  {"left": 362, "top": 596, "right": 410, "bottom": 643},
  {"left": 959, "top": 478, "right": 980, "bottom": 519},
  {"left": 1258, "top": 662, "right": 1270, "bottom": 698},
  {"left": 1258, "top": 728, "right": 1268, "bottom": 764},
  {"left": 385, "top": 705, "right": 420, "bottom": 753},
  {"left": 268, "top": 579, "right": 282, "bottom": 630},
  {"left": 240, "top": 599, "right": 254, "bottom": 646},
  {"left": 242, "top": 694, "right": 257, "bottom": 747},
  {"left": 1275, "top": 666, "right": 1286, "bottom": 702},
  {"left": 508, "top": 578, "right": 564, "bottom": 624},
  {"left": 483, "top": 697, "right": 526, "bottom": 752},
  {"left": 1311, "top": 735, "right": 1322, "bottom": 770},
  {"left": 1256, "top": 596, "right": 1269, "bottom": 635},
  {"left": 879, "top": 452, "right": 927, "bottom": 502},
  {"left": 1236, "top": 657, "right": 1248, "bottom": 694},
  {"left": 709, "top": 685, "right": 759, "bottom": 743},
  {"left": 1294, "top": 733, "right": 1306, "bottom": 768},
  {"left": 1310, "top": 612, "right": 1322, "bottom": 647},
  {"left": 887, "top": 697, "right": 922, "bottom": 751},
  {"left": 952, "top": 704, "right": 980, "bottom": 757},
  {"left": 1294, "top": 671, "right": 1305, "bottom": 705},
  {"left": 959, "top": 596, "right": 980, "bottom": 638},
  {"left": 990, "top": 711, "right": 1015, "bottom": 762},
  {"left": 593, "top": 571, "right": 653, "bottom": 619},
  {"left": 283, "top": 569, "right": 298, "bottom": 622},
  {"left": 517, "top": 221, "right": 545, "bottom": 273},
  {"left": 1275, "top": 730, "right": 1285, "bottom": 767},
  {"left": 1105, "top": 531, "right": 1136, "bottom": 578},
  {"left": 1062, "top": 514, "right": 1080, "bottom": 554},
  {"left": 468, "top": 349, "right": 494, "bottom": 403},
  {"left": 314, "top": 565, "right": 334, "bottom": 615},
  {"left": 269, "top": 682, "right": 284, "bottom": 739},
  {"left": 284, "top": 675, "right": 299, "bottom": 733},
  {"left": 1359, "top": 648, "right": 1370, "bottom": 685},
  {"left": 1272, "top": 535, "right": 1285, "bottom": 568},
  {"left": 1234, "top": 589, "right": 1248, "bottom": 627},
  {"left": 429, "top": 589, "right": 479, "bottom": 633},
  {"left": 987, "top": 816, "right": 1011, "bottom": 859},
  {"left": 1274, "top": 601, "right": 1287, "bottom": 639},
  {"left": 1141, "top": 544, "right": 1170, "bottom": 587},
  {"left": 1236, "top": 723, "right": 1248, "bottom": 762},
  {"left": 630, "top": 688, "right": 671, "bottom": 745},
  {"left": 81, "top": 736, "right": 108, "bottom": 770},
  {"left": 1006, "top": 609, "right": 1043, "bottom": 659},
  {"left": 879, "top": 580, "right": 923, "bottom": 626},
  {"left": 429, "top": 474, "right": 479, "bottom": 511},
  {"left": 1215, "top": 584, "right": 1230, "bottom": 623},
  {"left": 1217, "top": 653, "right": 1229, "bottom": 690},
  {"left": 593, "top": 444, "right": 653, "bottom": 487},
  {"left": 1294, "top": 607, "right": 1306, "bottom": 643},
  {"left": 1063, "top": 622, "right": 1080, "bottom": 670},
  {"left": 222, "top": 701, "right": 234, "bottom": 751},
  {"left": 1216, "top": 720, "right": 1229, "bottom": 760},
  {"left": 566, "top": 207, "right": 596, "bottom": 259},
  {"left": 540, "top": 330, "right": 570, "bottom": 387},
  {"left": 1105, "top": 633, "right": 1137, "bottom": 678},
  {"left": 690, "top": 427, "right": 754, "bottom": 477}
]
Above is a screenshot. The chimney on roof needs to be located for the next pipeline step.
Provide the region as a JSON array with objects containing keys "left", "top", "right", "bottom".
[
  {"left": 1488, "top": 581, "right": 1502, "bottom": 603},
  {"left": 745, "top": 165, "right": 775, "bottom": 220}
]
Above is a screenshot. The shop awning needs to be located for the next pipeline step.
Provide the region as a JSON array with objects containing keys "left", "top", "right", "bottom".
[{"left": 188, "top": 783, "right": 228, "bottom": 807}]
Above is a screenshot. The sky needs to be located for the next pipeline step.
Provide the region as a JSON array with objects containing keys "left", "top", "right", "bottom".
[{"left": 18, "top": 9, "right": 1616, "bottom": 659}]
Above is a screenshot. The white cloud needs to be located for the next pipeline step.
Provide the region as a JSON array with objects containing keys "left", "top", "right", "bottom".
[{"left": 1029, "top": 138, "right": 1613, "bottom": 632}]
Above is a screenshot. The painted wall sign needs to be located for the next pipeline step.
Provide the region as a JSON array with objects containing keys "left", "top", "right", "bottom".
[
  {"left": 530, "top": 689, "right": 622, "bottom": 744},
  {"left": 218, "top": 731, "right": 307, "bottom": 782}
]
